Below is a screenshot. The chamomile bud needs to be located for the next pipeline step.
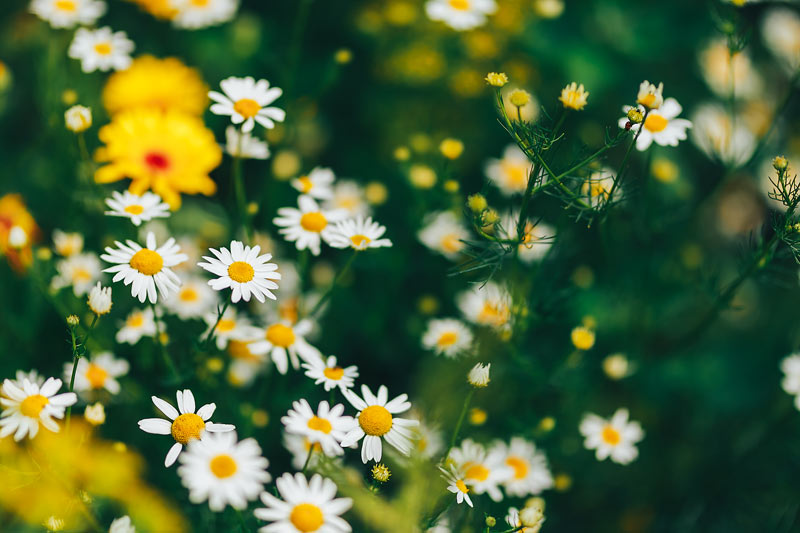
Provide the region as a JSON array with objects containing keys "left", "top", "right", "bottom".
[
  {"left": 65, "top": 105, "right": 92, "bottom": 133},
  {"left": 468, "top": 193, "right": 488, "bottom": 213},
  {"left": 371, "top": 463, "right": 391, "bottom": 483},
  {"left": 485, "top": 516, "right": 497, "bottom": 527},
  {"left": 66, "top": 314, "right": 80, "bottom": 327},
  {"left": 483, "top": 209, "right": 499, "bottom": 225},
  {"left": 773, "top": 156, "right": 789, "bottom": 172},
  {"left": 627, "top": 107, "right": 644, "bottom": 124},
  {"left": 87, "top": 282, "right": 112, "bottom": 315},
  {"left": 559, "top": 82, "right": 589, "bottom": 111},
  {"left": 84, "top": 403, "right": 106, "bottom": 425},
  {"left": 468, "top": 362, "right": 491, "bottom": 387},
  {"left": 509, "top": 89, "right": 531, "bottom": 108},
  {"left": 485, "top": 72, "right": 508, "bottom": 87}
]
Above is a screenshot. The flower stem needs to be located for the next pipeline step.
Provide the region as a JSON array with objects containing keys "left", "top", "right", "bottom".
[
  {"left": 301, "top": 446, "right": 315, "bottom": 473},
  {"left": 203, "top": 300, "right": 231, "bottom": 350},
  {"left": 443, "top": 388, "right": 474, "bottom": 460},
  {"left": 307, "top": 250, "right": 358, "bottom": 318},
  {"left": 65, "top": 324, "right": 80, "bottom": 427},
  {"left": 604, "top": 110, "right": 649, "bottom": 211}
]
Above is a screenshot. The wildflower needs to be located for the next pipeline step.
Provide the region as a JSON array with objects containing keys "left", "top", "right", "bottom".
[
  {"left": 690, "top": 103, "right": 756, "bottom": 167},
  {"left": 225, "top": 125, "right": 270, "bottom": 160},
  {"left": 469, "top": 407, "right": 487, "bottom": 425},
  {"left": 62, "top": 352, "right": 129, "bottom": 396},
  {"left": 570, "top": 326, "right": 595, "bottom": 350},
  {"left": 30, "top": 0, "right": 106, "bottom": 28},
  {"left": 84, "top": 403, "right": 106, "bottom": 425},
  {"left": 249, "top": 319, "right": 322, "bottom": 374},
  {"left": 485, "top": 516, "right": 497, "bottom": 527},
  {"left": 627, "top": 107, "right": 644, "bottom": 124},
  {"left": 699, "top": 40, "right": 762, "bottom": 99},
  {"left": 66, "top": 315, "right": 80, "bottom": 327},
  {"left": 372, "top": 463, "right": 391, "bottom": 482},
  {"left": 559, "top": 82, "right": 589, "bottom": 110},
  {"left": 171, "top": 0, "right": 239, "bottom": 29},
  {"left": 324, "top": 180, "right": 371, "bottom": 218},
  {"left": 365, "top": 182, "right": 388, "bottom": 205},
  {"left": 104, "top": 191, "right": 170, "bottom": 227},
  {"left": 101, "top": 232, "right": 187, "bottom": 304},
  {"left": 209, "top": 76, "right": 285, "bottom": 132},
  {"left": 603, "top": 353, "right": 631, "bottom": 380},
  {"left": 327, "top": 216, "right": 393, "bottom": 251},
  {"left": 581, "top": 168, "right": 616, "bottom": 208},
  {"left": 495, "top": 437, "right": 554, "bottom": 497},
  {"left": 255, "top": 473, "right": 353, "bottom": 533},
  {"left": 499, "top": 212, "right": 554, "bottom": 263},
  {"left": 425, "top": 0, "right": 498, "bottom": 31},
  {"left": 302, "top": 355, "right": 359, "bottom": 392},
  {"left": 579, "top": 408, "right": 644, "bottom": 465},
  {"left": 273, "top": 195, "right": 347, "bottom": 256},
  {"left": 95, "top": 108, "right": 221, "bottom": 209},
  {"left": 618, "top": 99, "right": 692, "bottom": 151},
  {"left": 762, "top": 8, "right": 800, "bottom": 73},
  {"left": 52, "top": 230, "right": 83, "bottom": 257},
  {"left": 422, "top": 318, "right": 473, "bottom": 358},
  {"left": 68, "top": 27, "right": 134, "bottom": 73},
  {"left": 774, "top": 156, "right": 789, "bottom": 172},
  {"left": 341, "top": 384, "right": 419, "bottom": 463},
  {"left": 780, "top": 353, "right": 800, "bottom": 409},
  {"left": 137, "top": 389, "right": 235, "bottom": 467},
  {"left": 484, "top": 144, "right": 531, "bottom": 196},
  {"left": 283, "top": 433, "right": 325, "bottom": 470},
  {"left": 485, "top": 72, "right": 508, "bottom": 87},
  {"left": 290, "top": 167, "right": 335, "bottom": 200},
  {"left": 0, "top": 376, "right": 77, "bottom": 441},
  {"left": 516, "top": 501, "right": 546, "bottom": 530},
  {"left": 177, "top": 431, "right": 270, "bottom": 511},
  {"left": 163, "top": 276, "right": 217, "bottom": 319},
  {"left": 108, "top": 516, "right": 135, "bottom": 533},
  {"left": 457, "top": 282, "right": 511, "bottom": 330},
  {"left": 202, "top": 308, "right": 256, "bottom": 350},
  {"left": 468, "top": 363, "right": 491, "bottom": 387},
  {"left": 64, "top": 105, "right": 92, "bottom": 133},
  {"left": 440, "top": 138, "right": 464, "bottom": 160},
  {"left": 440, "top": 465, "right": 473, "bottom": 507},
  {"left": 409, "top": 164, "right": 437, "bottom": 189},
  {"left": 51, "top": 252, "right": 101, "bottom": 296},
  {"left": 281, "top": 399, "right": 355, "bottom": 457},
  {"left": 197, "top": 241, "right": 281, "bottom": 303},
  {"left": 636, "top": 80, "right": 664, "bottom": 110},
  {"left": 467, "top": 194, "right": 488, "bottom": 212},
  {"left": 509, "top": 88, "right": 531, "bottom": 108},
  {"left": 418, "top": 211, "right": 470, "bottom": 260},
  {"left": 116, "top": 307, "right": 157, "bottom": 344},
  {"left": 448, "top": 438, "right": 511, "bottom": 501}
]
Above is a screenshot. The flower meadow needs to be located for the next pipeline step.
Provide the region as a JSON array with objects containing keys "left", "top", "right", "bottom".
[{"left": 1, "top": 0, "right": 800, "bottom": 531}]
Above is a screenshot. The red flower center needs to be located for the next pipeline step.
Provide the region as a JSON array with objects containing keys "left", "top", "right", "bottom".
[{"left": 144, "top": 152, "right": 170, "bottom": 171}]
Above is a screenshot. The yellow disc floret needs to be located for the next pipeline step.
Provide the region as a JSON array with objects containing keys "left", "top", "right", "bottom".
[
  {"left": 227, "top": 261, "right": 255, "bottom": 283},
  {"left": 323, "top": 367, "right": 344, "bottom": 380},
  {"left": 602, "top": 425, "right": 621, "bottom": 445},
  {"left": 209, "top": 454, "right": 238, "bottom": 479},
  {"left": 85, "top": 364, "right": 108, "bottom": 389},
  {"left": 233, "top": 98, "right": 261, "bottom": 119},
  {"left": 358, "top": 405, "right": 393, "bottom": 436},
  {"left": 290, "top": 503, "right": 324, "bottom": 532},
  {"left": 300, "top": 212, "right": 328, "bottom": 233},
  {"left": 129, "top": 248, "right": 164, "bottom": 276},
  {"left": 266, "top": 324, "right": 296, "bottom": 348},
  {"left": 20, "top": 394, "right": 49, "bottom": 418},
  {"left": 307, "top": 416, "right": 333, "bottom": 434},
  {"left": 171, "top": 413, "right": 205, "bottom": 444}
]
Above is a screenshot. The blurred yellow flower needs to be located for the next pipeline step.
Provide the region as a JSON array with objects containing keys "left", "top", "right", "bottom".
[
  {"left": 469, "top": 407, "right": 487, "bottom": 425},
  {"left": 652, "top": 158, "right": 679, "bottom": 183},
  {"left": 571, "top": 326, "right": 595, "bottom": 351},
  {"left": 409, "top": 164, "right": 437, "bottom": 189},
  {"left": 440, "top": 138, "right": 464, "bottom": 160},
  {"left": 126, "top": 0, "right": 178, "bottom": 20},
  {"left": 559, "top": 82, "right": 589, "bottom": 111},
  {"left": 0, "top": 194, "right": 40, "bottom": 273},
  {"left": 365, "top": 182, "right": 389, "bottom": 205},
  {"left": 485, "top": 71, "right": 508, "bottom": 87}
]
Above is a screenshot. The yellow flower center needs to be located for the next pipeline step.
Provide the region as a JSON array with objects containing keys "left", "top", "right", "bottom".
[
  {"left": 265, "top": 323, "right": 295, "bottom": 348},
  {"left": 289, "top": 503, "right": 324, "bottom": 532},
  {"left": 171, "top": 413, "right": 205, "bottom": 444},
  {"left": 358, "top": 405, "right": 393, "bottom": 436},
  {"left": 478, "top": 302, "right": 509, "bottom": 327},
  {"left": 323, "top": 366, "right": 345, "bottom": 380},
  {"left": 644, "top": 113, "right": 668, "bottom": 133},
  {"left": 465, "top": 463, "right": 490, "bottom": 482},
  {"left": 216, "top": 318, "right": 235, "bottom": 332},
  {"left": 300, "top": 212, "right": 328, "bottom": 233},
  {"left": 93, "top": 42, "right": 112, "bottom": 56},
  {"left": 127, "top": 314, "right": 144, "bottom": 328},
  {"left": 506, "top": 456, "right": 529, "bottom": 480},
  {"left": 602, "top": 425, "right": 621, "bottom": 446},
  {"left": 441, "top": 233, "right": 463, "bottom": 253},
  {"left": 307, "top": 416, "right": 333, "bottom": 434},
  {"left": 350, "top": 234, "right": 371, "bottom": 248},
  {"left": 502, "top": 162, "right": 528, "bottom": 190},
  {"left": 179, "top": 287, "right": 199, "bottom": 302},
  {"left": 124, "top": 204, "right": 144, "bottom": 215},
  {"left": 449, "top": 0, "right": 471, "bottom": 10},
  {"left": 209, "top": 454, "right": 238, "bottom": 478},
  {"left": 638, "top": 93, "right": 658, "bottom": 108},
  {"left": 191, "top": 0, "right": 210, "bottom": 5},
  {"left": 455, "top": 479, "right": 469, "bottom": 494},
  {"left": 227, "top": 261, "right": 255, "bottom": 283},
  {"left": 20, "top": 394, "right": 49, "bottom": 418},
  {"left": 437, "top": 331, "right": 458, "bottom": 347},
  {"left": 228, "top": 340, "right": 259, "bottom": 362},
  {"left": 129, "top": 249, "right": 163, "bottom": 276},
  {"left": 297, "top": 176, "right": 313, "bottom": 193},
  {"left": 73, "top": 268, "right": 91, "bottom": 282},
  {"left": 233, "top": 98, "right": 261, "bottom": 119},
  {"left": 54, "top": 0, "right": 76, "bottom": 12},
  {"left": 85, "top": 364, "right": 108, "bottom": 389}
]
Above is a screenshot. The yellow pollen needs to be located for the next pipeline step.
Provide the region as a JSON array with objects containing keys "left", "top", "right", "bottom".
[
  {"left": 127, "top": 314, "right": 144, "bottom": 328},
  {"left": 179, "top": 287, "right": 199, "bottom": 302},
  {"left": 449, "top": 0, "right": 471, "bottom": 10},
  {"left": 644, "top": 114, "right": 668, "bottom": 133},
  {"left": 323, "top": 366, "right": 344, "bottom": 380},
  {"left": 265, "top": 323, "right": 295, "bottom": 348},
  {"left": 20, "top": 394, "right": 49, "bottom": 418},
  {"left": 455, "top": 479, "right": 469, "bottom": 493},
  {"left": 227, "top": 261, "right": 255, "bottom": 283},
  {"left": 129, "top": 249, "right": 163, "bottom": 276},
  {"left": 124, "top": 204, "right": 144, "bottom": 215},
  {"left": 350, "top": 234, "right": 371, "bottom": 248},
  {"left": 73, "top": 268, "right": 91, "bottom": 282},
  {"left": 298, "top": 176, "right": 313, "bottom": 193},
  {"left": 171, "top": 413, "right": 205, "bottom": 444},
  {"left": 85, "top": 364, "right": 108, "bottom": 389},
  {"left": 233, "top": 98, "right": 261, "bottom": 119},
  {"left": 602, "top": 425, "right": 621, "bottom": 446},
  {"left": 465, "top": 463, "right": 490, "bottom": 482},
  {"left": 358, "top": 405, "right": 393, "bottom": 436},
  {"left": 300, "top": 212, "right": 328, "bottom": 233},
  {"left": 506, "top": 456, "right": 529, "bottom": 480},
  {"left": 228, "top": 339, "right": 259, "bottom": 362},
  {"left": 209, "top": 454, "right": 238, "bottom": 478},
  {"left": 54, "top": 0, "right": 76, "bottom": 12},
  {"left": 437, "top": 331, "right": 458, "bottom": 347},
  {"left": 307, "top": 416, "right": 333, "bottom": 434},
  {"left": 93, "top": 42, "right": 112, "bottom": 56},
  {"left": 289, "top": 503, "right": 324, "bottom": 532}
]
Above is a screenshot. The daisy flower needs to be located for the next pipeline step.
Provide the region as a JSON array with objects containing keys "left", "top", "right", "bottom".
[
  {"left": 68, "top": 27, "right": 134, "bottom": 73},
  {"left": 116, "top": 307, "right": 157, "bottom": 344},
  {"left": 62, "top": 351, "right": 129, "bottom": 396},
  {"left": 0, "top": 377, "right": 77, "bottom": 441},
  {"left": 29, "top": 0, "right": 106, "bottom": 28},
  {"left": 698, "top": 39, "right": 763, "bottom": 99},
  {"left": 494, "top": 437, "right": 554, "bottom": 497},
  {"left": 283, "top": 433, "right": 325, "bottom": 470},
  {"left": 506, "top": 506, "right": 545, "bottom": 531},
  {"left": 273, "top": 196, "right": 348, "bottom": 256},
  {"left": 762, "top": 8, "right": 800, "bottom": 73},
  {"left": 225, "top": 126, "right": 270, "bottom": 160},
  {"left": 447, "top": 438, "right": 512, "bottom": 502},
  {"left": 484, "top": 145, "right": 531, "bottom": 196},
  {"left": 440, "top": 465, "right": 473, "bottom": 507},
  {"left": 418, "top": 211, "right": 470, "bottom": 261},
  {"left": 690, "top": 103, "right": 756, "bottom": 167},
  {"left": 197, "top": 241, "right": 280, "bottom": 303},
  {"left": 457, "top": 282, "right": 511, "bottom": 330},
  {"left": 177, "top": 431, "right": 270, "bottom": 511},
  {"left": 281, "top": 399, "right": 355, "bottom": 457},
  {"left": 619, "top": 98, "right": 692, "bottom": 152},
  {"left": 302, "top": 355, "right": 359, "bottom": 392},
  {"left": 425, "top": 0, "right": 497, "bottom": 31},
  {"left": 581, "top": 167, "right": 616, "bottom": 208},
  {"left": 636, "top": 80, "right": 664, "bottom": 110},
  {"left": 209, "top": 76, "right": 285, "bottom": 133},
  {"left": 171, "top": 0, "right": 239, "bottom": 29},
  {"left": 138, "top": 389, "right": 235, "bottom": 467},
  {"left": 101, "top": 232, "right": 187, "bottom": 304},
  {"left": 163, "top": 275, "right": 218, "bottom": 319},
  {"left": 780, "top": 353, "right": 800, "bottom": 410},
  {"left": 327, "top": 216, "right": 393, "bottom": 251},
  {"left": 50, "top": 252, "right": 101, "bottom": 296},
  {"left": 204, "top": 307, "right": 258, "bottom": 350},
  {"left": 249, "top": 319, "right": 323, "bottom": 374},
  {"left": 104, "top": 191, "right": 170, "bottom": 227},
  {"left": 52, "top": 229, "right": 83, "bottom": 257},
  {"left": 15, "top": 369, "right": 45, "bottom": 387},
  {"left": 422, "top": 318, "right": 473, "bottom": 358},
  {"left": 254, "top": 473, "right": 353, "bottom": 533},
  {"left": 499, "top": 213, "right": 555, "bottom": 263},
  {"left": 291, "top": 167, "right": 335, "bottom": 200},
  {"left": 323, "top": 180, "right": 370, "bottom": 218},
  {"left": 340, "top": 384, "right": 419, "bottom": 463},
  {"left": 411, "top": 420, "right": 444, "bottom": 459},
  {"left": 579, "top": 408, "right": 644, "bottom": 465}
]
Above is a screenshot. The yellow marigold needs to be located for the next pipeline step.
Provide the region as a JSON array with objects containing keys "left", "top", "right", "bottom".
[
  {"left": 102, "top": 56, "right": 208, "bottom": 116},
  {"left": 94, "top": 108, "right": 221, "bottom": 209},
  {"left": 0, "top": 193, "right": 40, "bottom": 273}
]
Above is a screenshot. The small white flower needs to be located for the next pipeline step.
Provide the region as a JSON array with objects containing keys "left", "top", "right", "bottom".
[
  {"left": 291, "top": 167, "right": 335, "bottom": 199},
  {"left": 29, "top": 0, "right": 106, "bottom": 29},
  {"left": 209, "top": 76, "right": 285, "bottom": 133},
  {"left": 636, "top": 80, "right": 664, "bottom": 110},
  {"left": 62, "top": 351, "right": 129, "bottom": 396},
  {"left": 225, "top": 126, "right": 270, "bottom": 159},
  {"left": 499, "top": 213, "right": 555, "bottom": 263},
  {"left": 327, "top": 216, "right": 393, "bottom": 251},
  {"left": 283, "top": 433, "right": 325, "bottom": 470},
  {"left": 0, "top": 377, "right": 77, "bottom": 441},
  {"left": 494, "top": 437, "right": 553, "bottom": 497},
  {"left": 116, "top": 307, "right": 157, "bottom": 345},
  {"left": 440, "top": 464, "right": 473, "bottom": 507},
  {"left": 422, "top": 318, "right": 473, "bottom": 358},
  {"left": 203, "top": 307, "right": 258, "bottom": 351},
  {"left": 468, "top": 363, "right": 490, "bottom": 387},
  {"left": 249, "top": 319, "right": 323, "bottom": 374},
  {"left": 64, "top": 106, "right": 92, "bottom": 133},
  {"left": 84, "top": 402, "right": 106, "bottom": 425},
  {"left": 781, "top": 353, "right": 800, "bottom": 410},
  {"left": 580, "top": 167, "right": 616, "bottom": 208},
  {"left": 302, "top": 355, "right": 359, "bottom": 392},
  {"left": 323, "top": 180, "right": 371, "bottom": 218},
  {"left": 447, "top": 438, "right": 512, "bottom": 502},
  {"left": 619, "top": 98, "right": 692, "bottom": 152},
  {"left": 484, "top": 145, "right": 531, "bottom": 196},
  {"left": 273, "top": 195, "right": 348, "bottom": 256},
  {"left": 763, "top": 8, "right": 800, "bottom": 73},
  {"left": 52, "top": 229, "right": 84, "bottom": 257},
  {"left": 68, "top": 27, "right": 134, "bottom": 73},
  {"left": 579, "top": 408, "right": 644, "bottom": 465},
  {"left": 108, "top": 515, "right": 135, "bottom": 533},
  {"left": 51, "top": 252, "right": 102, "bottom": 296},
  {"left": 104, "top": 191, "right": 170, "bottom": 227},
  {"left": 197, "top": 241, "right": 281, "bottom": 303},
  {"left": 418, "top": 211, "right": 470, "bottom": 261},
  {"left": 690, "top": 103, "right": 756, "bottom": 167},
  {"left": 171, "top": 0, "right": 239, "bottom": 29},
  {"left": 163, "top": 275, "right": 218, "bottom": 319},
  {"left": 281, "top": 399, "right": 355, "bottom": 457},
  {"left": 425, "top": 0, "right": 497, "bottom": 31},
  {"left": 457, "top": 281, "right": 511, "bottom": 330}
]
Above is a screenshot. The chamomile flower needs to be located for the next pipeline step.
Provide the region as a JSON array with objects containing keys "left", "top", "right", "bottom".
[
  {"left": 163, "top": 275, "right": 217, "bottom": 319},
  {"left": 457, "top": 282, "right": 511, "bottom": 330},
  {"left": 421, "top": 318, "right": 473, "bottom": 358},
  {"left": 225, "top": 126, "right": 270, "bottom": 160},
  {"left": 68, "top": 27, "right": 134, "bottom": 73},
  {"left": 52, "top": 229, "right": 83, "bottom": 257},
  {"left": 327, "top": 216, "right": 393, "bottom": 251},
  {"left": 0, "top": 377, "right": 77, "bottom": 441},
  {"left": 197, "top": 241, "right": 281, "bottom": 303},
  {"left": 418, "top": 211, "right": 470, "bottom": 261},
  {"left": 104, "top": 191, "right": 170, "bottom": 227},
  {"left": 138, "top": 389, "right": 236, "bottom": 467},
  {"left": 581, "top": 167, "right": 616, "bottom": 208},
  {"left": 30, "top": 0, "right": 106, "bottom": 28},
  {"left": 171, "top": 0, "right": 239, "bottom": 29},
  {"left": 255, "top": 473, "right": 353, "bottom": 533},
  {"left": 425, "top": 0, "right": 497, "bottom": 31},
  {"left": 440, "top": 464, "right": 473, "bottom": 507},
  {"left": 101, "top": 232, "right": 187, "bottom": 304},
  {"left": 324, "top": 180, "right": 371, "bottom": 218},
  {"left": 636, "top": 80, "right": 664, "bottom": 110},
  {"left": 281, "top": 400, "right": 355, "bottom": 457},
  {"left": 291, "top": 167, "right": 335, "bottom": 200},
  {"left": 15, "top": 369, "right": 44, "bottom": 388},
  {"left": 340, "top": 384, "right": 419, "bottom": 463},
  {"left": 484, "top": 145, "right": 531, "bottom": 196},
  {"left": 249, "top": 319, "right": 323, "bottom": 374},
  {"left": 559, "top": 82, "right": 589, "bottom": 110},
  {"left": 51, "top": 252, "right": 101, "bottom": 296},
  {"left": 494, "top": 437, "right": 554, "bottom": 497},
  {"left": 579, "top": 408, "right": 644, "bottom": 465},
  {"left": 116, "top": 307, "right": 157, "bottom": 344},
  {"left": 499, "top": 213, "right": 555, "bottom": 263},
  {"left": 108, "top": 516, "right": 135, "bottom": 533},
  {"left": 204, "top": 308, "right": 257, "bottom": 350},
  {"left": 411, "top": 419, "right": 445, "bottom": 458},
  {"left": 780, "top": 353, "right": 800, "bottom": 409},
  {"left": 302, "top": 355, "right": 359, "bottom": 392},
  {"left": 763, "top": 8, "right": 800, "bottom": 73},
  {"left": 619, "top": 98, "right": 692, "bottom": 152},
  {"left": 283, "top": 433, "right": 324, "bottom": 470},
  {"left": 209, "top": 76, "right": 285, "bottom": 133},
  {"left": 273, "top": 196, "right": 347, "bottom": 256},
  {"left": 62, "top": 351, "right": 129, "bottom": 396},
  {"left": 690, "top": 103, "right": 756, "bottom": 167},
  {"left": 177, "top": 431, "right": 270, "bottom": 511},
  {"left": 447, "top": 438, "right": 512, "bottom": 502}
]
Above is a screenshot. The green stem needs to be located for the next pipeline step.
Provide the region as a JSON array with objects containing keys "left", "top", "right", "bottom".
[
  {"left": 301, "top": 446, "right": 315, "bottom": 473},
  {"left": 235, "top": 509, "right": 249, "bottom": 532},
  {"left": 443, "top": 388, "right": 474, "bottom": 460},
  {"left": 152, "top": 303, "right": 179, "bottom": 381},
  {"left": 203, "top": 300, "right": 231, "bottom": 349},
  {"left": 307, "top": 250, "right": 358, "bottom": 318},
  {"left": 65, "top": 325, "right": 80, "bottom": 426},
  {"left": 604, "top": 109, "right": 649, "bottom": 210}
]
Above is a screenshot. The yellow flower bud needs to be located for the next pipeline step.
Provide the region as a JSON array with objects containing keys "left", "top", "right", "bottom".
[
  {"left": 509, "top": 89, "right": 531, "bottom": 107},
  {"left": 467, "top": 194, "right": 488, "bottom": 212},
  {"left": 485, "top": 72, "right": 508, "bottom": 87}
]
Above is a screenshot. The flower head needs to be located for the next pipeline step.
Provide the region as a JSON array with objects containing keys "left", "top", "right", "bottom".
[
  {"left": 468, "top": 363, "right": 491, "bottom": 387},
  {"left": 302, "top": 355, "right": 359, "bottom": 392},
  {"left": 509, "top": 89, "right": 531, "bottom": 108},
  {"left": 619, "top": 98, "right": 692, "bottom": 152},
  {"left": 425, "top": 0, "right": 498, "bottom": 31},
  {"left": 273, "top": 196, "right": 348, "bottom": 256},
  {"left": 422, "top": 318, "right": 473, "bottom": 358},
  {"left": 209, "top": 76, "right": 285, "bottom": 133},
  {"left": 559, "top": 82, "right": 589, "bottom": 110},
  {"left": 636, "top": 80, "right": 664, "bottom": 110},
  {"left": 64, "top": 105, "right": 92, "bottom": 133},
  {"left": 30, "top": 0, "right": 106, "bottom": 28},
  {"left": 327, "top": 216, "right": 393, "bottom": 251},
  {"left": 171, "top": 0, "right": 239, "bottom": 29},
  {"left": 290, "top": 167, "right": 335, "bottom": 200},
  {"left": 281, "top": 399, "right": 355, "bottom": 457},
  {"left": 62, "top": 351, "right": 129, "bottom": 396},
  {"left": 197, "top": 241, "right": 281, "bottom": 303},
  {"left": 579, "top": 408, "right": 644, "bottom": 464},
  {"left": 104, "top": 191, "right": 171, "bottom": 227},
  {"left": 418, "top": 211, "right": 470, "bottom": 260},
  {"left": 485, "top": 72, "right": 508, "bottom": 87},
  {"left": 68, "top": 27, "right": 134, "bottom": 73},
  {"left": 441, "top": 464, "right": 473, "bottom": 507},
  {"left": 0, "top": 376, "right": 77, "bottom": 441}
]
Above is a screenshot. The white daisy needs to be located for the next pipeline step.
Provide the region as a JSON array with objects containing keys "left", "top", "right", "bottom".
[
  {"left": 163, "top": 275, "right": 218, "bottom": 319},
  {"left": 440, "top": 464, "right": 473, "bottom": 507},
  {"left": 104, "top": 191, "right": 170, "bottom": 227},
  {"left": 209, "top": 76, "right": 285, "bottom": 133},
  {"left": 690, "top": 103, "right": 756, "bottom": 167},
  {"left": 447, "top": 438, "right": 512, "bottom": 502},
  {"left": 698, "top": 39, "right": 763, "bottom": 99},
  {"left": 340, "top": 384, "right": 419, "bottom": 463},
  {"left": 618, "top": 98, "right": 692, "bottom": 152},
  {"left": 425, "top": 0, "right": 497, "bottom": 31},
  {"left": 101, "top": 232, "right": 187, "bottom": 304},
  {"left": 494, "top": 437, "right": 554, "bottom": 497},
  {"left": 29, "top": 0, "right": 106, "bottom": 29},
  {"left": 283, "top": 433, "right": 325, "bottom": 470},
  {"left": 171, "top": 0, "right": 239, "bottom": 30},
  {"left": 273, "top": 195, "right": 348, "bottom": 256},
  {"left": 421, "top": 318, "right": 473, "bottom": 358},
  {"left": 580, "top": 167, "right": 616, "bottom": 208},
  {"left": 302, "top": 355, "right": 359, "bottom": 392},
  {"left": 327, "top": 216, "right": 392, "bottom": 251},
  {"left": 249, "top": 319, "right": 323, "bottom": 374},
  {"left": 15, "top": 369, "right": 45, "bottom": 388},
  {"left": 780, "top": 353, "right": 800, "bottom": 410},
  {"left": 197, "top": 241, "right": 281, "bottom": 303},
  {"left": 52, "top": 229, "right": 83, "bottom": 257},
  {"left": 254, "top": 473, "right": 353, "bottom": 533},
  {"left": 116, "top": 307, "right": 157, "bottom": 344},
  {"left": 636, "top": 80, "right": 664, "bottom": 110},
  {"left": 0, "top": 377, "right": 77, "bottom": 441},
  {"left": 456, "top": 282, "right": 511, "bottom": 330},
  {"left": 411, "top": 419, "right": 444, "bottom": 459},
  {"left": 484, "top": 144, "right": 531, "bottom": 196},
  {"left": 291, "top": 167, "right": 335, "bottom": 200},
  {"left": 225, "top": 125, "right": 270, "bottom": 160},
  {"left": 763, "top": 8, "right": 800, "bottom": 73},
  {"left": 62, "top": 351, "right": 129, "bottom": 396},
  {"left": 67, "top": 27, "right": 134, "bottom": 73},
  {"left": 323, "top": 180, "right": 371, "bottom": 218},
  {"left": 579, "top": 408, "right": 644, "bottom": 465},
  {"left": 418, "top": 211, "right": 470, "bottom": 261},
  {"left": 50, "top": 252, "right": 102, "bottom": 296},
  {"left": 204, "top": 307, "right": 258, "bottom": 350},
  {"left": 178, "top": 430, "right": 270, "bottom": 511},
  {"left": 137, "top": 389, "right": 236, "bottom": 467},
  {"left": 281, "top": 399, "right": 355, "bottom": 457},
  {"left": 499, "top": 213, "right": 555, "bottom": 263}
]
